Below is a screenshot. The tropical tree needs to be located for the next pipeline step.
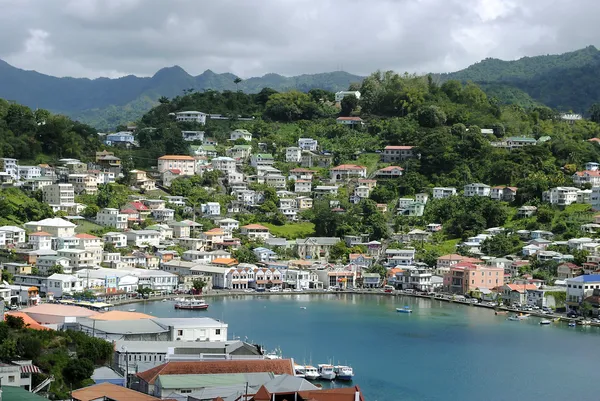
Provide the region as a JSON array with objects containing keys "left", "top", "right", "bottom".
[{"left": 234, "top": 77, "right": 243, "bottom": 91}]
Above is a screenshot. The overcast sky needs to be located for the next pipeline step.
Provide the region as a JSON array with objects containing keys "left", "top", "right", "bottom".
[{"left": 0, "top": 0, "right": 597, "bottom": 79}]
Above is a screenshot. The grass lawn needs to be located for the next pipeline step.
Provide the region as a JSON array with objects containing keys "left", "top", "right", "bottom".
[
  {"left": 424, "top": 238, "right": 460, "bottom": 255},
  {"left": 75, "top": 220, "right": 103, "bottom": 234},
  {"left": 259, "top": 222, "right": 315, "bottom": 240},
  {"left": 355, "top": 153, "right": 381, "bottom": 175}
]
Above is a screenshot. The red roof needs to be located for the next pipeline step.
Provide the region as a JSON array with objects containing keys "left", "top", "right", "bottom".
[
  {"left": 575, "top": 170, "right": 600, "bottom": 177},
  {"left": 559, "top": 262, "right": 581, "bottom": 270},
  {"left": 378, "top": 166, "right": 404, "bottom": 172},
  {"left": 241, "top": 224, "right": 270, "bottom": 230},
  {"left": 137, "top": 360, "right": 294, "bottom": 385},
  {"left": 29, "top": 231, "right": 51, "bottom": 237},
  {"left": 332, "top": 164, "right": 366, "bottom": 171},
  {"left": 336, "top": 116, "right": 363, "bottom": 121},
  {"left": 121, "top": 208, "right": 138, "bottom": 214},
  {"left": 75, "top": 233, "right": 99, "bottom": 239},
  {"left": 253, "top": 384, "right": 365, "bottom": 401},
  {"left": 128, "top": 201, "right": 149, "bottom": 211},
  {"left": 588, "top": 138, "right": 600, "bottom": 143},
  {"left": 385, "top": 145, "right": 413, "bottom": 150},
  {"left": 168, "top": 169, "right": 181, "bottom": 174}
]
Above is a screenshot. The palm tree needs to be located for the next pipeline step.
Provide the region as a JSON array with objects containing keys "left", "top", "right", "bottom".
[{"left": 234, "top": 77, "right": 242, "bottom": 91}]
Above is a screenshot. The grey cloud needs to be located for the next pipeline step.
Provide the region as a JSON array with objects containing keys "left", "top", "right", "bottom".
[{"left": 0, "top": 0, "right": 599, "bottom": 79}]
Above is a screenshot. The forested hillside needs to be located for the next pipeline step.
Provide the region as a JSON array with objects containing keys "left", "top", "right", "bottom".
[{"left": 442, "top": 46, "right": 600, "bottom": 113}]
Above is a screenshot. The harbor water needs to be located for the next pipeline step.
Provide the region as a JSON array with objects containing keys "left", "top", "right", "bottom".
[{"left": 118, "top": 294, "right": 600, "bottom": 401}]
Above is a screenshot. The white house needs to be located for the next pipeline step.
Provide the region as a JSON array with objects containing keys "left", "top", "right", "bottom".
[
  {"left": 294, "top": 180, "right": 312, "bottom": 193},
  {"left": 381, "top": 146, "right": 414, "bottom": 162},
  {"left": 125, "top": 230, "right": 161, "bottom": 247},
  {"left": 181, "top": 130, "right": 205, "bottom": 142},
  {"left": 24, "top": 218, "right": 76, "bottom": 238},
  {"left": 230, "top": 129, "right": 252, "bottom": 141},
  {"left": 201, "top": 202, "right": 221, "bottom": 216},
  {"left": 96, "top": 208, "right": 128, "bottom": 230},
  {"left": 36, "top": 255, "right": 71, "bottom": 275},
  {"left": 43, "top": 183, "right": 75, "bottom": 205},
  {"left": 386, "top": 249, "right": 416, "bottom": 266},
  {"left": 28, "top": 231, "right": 52, "bottom": 251},
  {"left": 298, "top": 138, "right": 318, "bottom": 151},
  {"left": 151, "top": 208, "right": 175, "bottom": 223},
  {"left": 250, "top": 154, "right": 275, "bottom": 167},
  {"left": 157, "top": 155, "right": 196, "bottom": 175},
  {"left": 211, "top": 156, "right": 237, "bottom": 174},
  {"left": 334, "top": 91, "right": 361, "bottom": 102},
  {"left": 543, "top": 187, "right": 579, "bottom": 206},
  {"left": 433, "top": 187, "right": 457, "bottom": 199},
  {"left": 175, "top": 111, "right": 206, "bottom": 124},
  {"left": 103, "top": 232, "right": 128, "bottom": 248},
  {"left": 47, "top": 273, "right": 84, "bottom": 297},
  {"left": 566, "top": 275, "right": 600, "bottom": 308},
  {"left": 285, "top": 147, "right": 302, "bottom": 163},
  {"left": 464, "top": 183, "right": 491, "bottom": 197},
  {"left": 0, "top": 226, "right": 26, "bottom": 246},
  {"left": 219, "top": 218, "right": 239, "bottom": 235},
  {"left": 573, "top": 170, "right": 600, "bottom": 187},
  {"left": 330, "top": 164, "right": 367, "bottom": 182},
  {"left": 240, "top": 224, "right": 271, "bottom": 241},
  {"left": 375, "top": 166, "right": 403, "bottom": 179},
  {"left": 17, "top": 165, "right": 42, "bottom": 181}
]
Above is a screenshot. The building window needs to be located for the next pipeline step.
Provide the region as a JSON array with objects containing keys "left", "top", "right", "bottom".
[
  {"left": 216, "top": 329, "right": 221, "bottom": 335},
  {"left": 181, "top": 390, "right": 192, "bottom": 394},
  {"left": 177, "top": 330, "right": 183, "bottom": 336},
  {"left": 8, "top": 376, "right": 15, "bottom": 383}
]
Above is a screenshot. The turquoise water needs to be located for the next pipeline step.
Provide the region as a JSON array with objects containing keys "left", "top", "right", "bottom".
[{"left": 119, "top": 294, "right": 600, "bottom": 401}]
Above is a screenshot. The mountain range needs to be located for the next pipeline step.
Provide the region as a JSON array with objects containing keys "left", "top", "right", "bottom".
[{"left": 1, "top": 45, "right": 600, "bottom": 129}]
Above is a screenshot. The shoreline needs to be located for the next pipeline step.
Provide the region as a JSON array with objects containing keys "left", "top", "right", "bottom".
[{"left": 107, "top": 290, "right": 590, "bottom": 326}]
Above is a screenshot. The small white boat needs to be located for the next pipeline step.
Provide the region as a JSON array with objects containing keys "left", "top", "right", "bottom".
[
  {"left": 540, "top": 319, "right": 551, "bottom": 325},
  {"left": 568, "top": 322, "right": 577, "bottom": 327},
  {"left": 304, "top": 365, "right": 320, "bottom": 380},
  {"left": 161, "top": 299, "right": 167, "bottom": 302},
  {"left": 318, "top": 364, "right": 336, "bottom": 380},
  {"left": 334, "top": 365, "right": 354, "bottom": 381},
  {"left": 300, "top": 306, "right": 307, "bottom": 310},
  {"left": 396, "top": 306, "right": 412, "bottom": 313},
  {"left": 294, "top": 364, "right": 306, "bottom": 378},
  {"left": 174, "top": 299, "right": 209, "bottom": 310},
  {"left": 128, "top": 308, "right": 136, "bottom": 312},
  {"left": 508, "top": 314, "right": 529, "bottom": 321}
]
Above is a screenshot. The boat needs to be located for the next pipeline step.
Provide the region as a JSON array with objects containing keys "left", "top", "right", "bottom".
[
  {"left": 495, "top": 310, "right": 508, "bottom": 315},
  {"left": 396, "top": 306, "right": 413, "bottom": 313},
  {"left": 161, "top": 298, "right": 167, "bottom": 302},
  {"left": 508, "top": 314, "right": 529, "bottom": 321},
  {"left": 294, "top": 365, "right": 306, "bottom": 378},
  {"left": 334, "top": 365, "right": 354, "bottom": 381},
  {"left": 303, "top": 365, "right": 320, "bottom": 380},
  {"left": 318, "top": 364, "right": 336, "bottom": 380},
  {"left": 540, "top": 319, "right": 551, "bottom": 325},
  {"left": 568, "top": 322, "right": 577, "bottom": 327},
  {"left": 300, "top": 306, "right": 307, "bottom": 310},
  {"left": 553, "top": 317, "right": 561, "bottom": 322},
  {"left": 128, "top": 308, "right": 136, "bottom": 312},
  {"left": 174, "top": 299, "right": 209, "bottom": 310}
]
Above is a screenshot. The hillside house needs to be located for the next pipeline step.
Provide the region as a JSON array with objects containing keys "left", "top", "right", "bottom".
[
  {"left": 375, "top": 166, "right": 404, "bottom": 178},
  {"left": 381, "top": 146, "right": 415, "bottom": 162},
  {"left": 175, "top": 111, "right": 206, "bottom": 124},
  {"left": 330, "top": 165, "right": 367, "bottom": 182},
  {"left": 336, "top": 116, "right": 363, "bottom": 126},
  {"left": 298, "top": 138, "right": 318, "bottom": 151},
  {"left": 230, "top": 129, "right": 252, "bottom": 142},
  {"left": 157, "top": 155, "right": 195, "bottom": 175}
]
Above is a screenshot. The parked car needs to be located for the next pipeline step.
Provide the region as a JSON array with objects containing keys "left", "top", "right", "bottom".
[{"left": 282, "top": 288, "right": 292, "bottom": 293}]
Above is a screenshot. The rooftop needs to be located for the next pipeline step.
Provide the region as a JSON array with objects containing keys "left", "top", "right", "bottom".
[{"left": 72, "top": 383, "right": 160, "bottom": 401}]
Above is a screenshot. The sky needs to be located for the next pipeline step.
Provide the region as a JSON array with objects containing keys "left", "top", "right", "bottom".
[{"left": 0, "top": 0, "right": 597, "bottom": 79}]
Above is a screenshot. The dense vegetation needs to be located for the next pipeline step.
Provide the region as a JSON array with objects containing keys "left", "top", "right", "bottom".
[
  {"left": 0, "top": 99, "right": 101, "bottom": 162},
  {"left": 442, "top": 45, "right": 600, "bottom": 113},
  {"left": 0, "top": 59, "right": 362, "bottom": 130},
  {"left": 1, "top": 315, "right": 112, "bottom": 398}
]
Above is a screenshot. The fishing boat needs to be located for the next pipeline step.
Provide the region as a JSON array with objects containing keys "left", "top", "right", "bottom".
[
  {"left": 303, "top": 365, "right": 320, "bottom": 380},
  {"left": 318, "top": 364, "right": 336, "bottom": 380},
  {"left": 540, "top": 319, "right": 551, "bottom": 325},
  {"left": 294, "top": 365, "right": 306, "bottom": 378},
  {"left": 334, "top": 365, "right": 354, "bottom": 381},
  {"left": 174, "top": 299, "right": 209, "bottom": 310},
  {"left": 396, "top": 306, "right": 413, "bottom": 313}
]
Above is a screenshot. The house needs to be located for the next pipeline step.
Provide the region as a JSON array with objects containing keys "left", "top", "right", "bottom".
[
  {"left": 202, "top": 228, "right": 225, "bottom": 247},
  {"left": 561, "top": 113, "right": 582, "bottom": 123},
  {"left": 28, "top": 231, "right": 52, "bottom": 251},
  {"left": 68, "top": 174, "right": 98, "bottom": 195},
  {"left": 381, "top": 146, "right": 414, "bottom": 162},
  {"left": 330, "top": 165, "right": 367, "bottom": 182},
  {"left": 505, "top": 136, "right": 538, "bottom": 149},
  {"left": 129, "top": 170, "right": 156, "bottom": 191},
  {"left": 201, "top": 202, "right": 221, "bottom": 216},
  {"left": 181, "top": 130, "right": 204, "bottom": 142},
  {"left": 298, "top": 138, "right": 318, "bottom": 151},
  {"left": 393, "top": 266, "right": 435, "bottom": 291},
  {"left": 334, "top": 90, "right": 361, "bottom": 102},
  {"left": 104, "top": 132, "right": 135, "bottom": 146},
  {"left": 435, "top": 254, "right": 480, "bottom": 276},
  {"left": 212, "top": 156, "right": 237, "bottom": 174},
  {"left": 24, "top": 218, "right": 76, "bottom": 238},
  {"left": 296, "top": 237, "right": 340, "bottom": 260},
  {"left": 23, "top": 176, "right": 56, "bottom": 192},
  {"left": 191, "top": 145, "right": 218, "bottom": 158},
  {"left": 386, "top": 249, "right": 416, "bottom": 267},
  {"left": 157, "top": 155, "right": 195, "bottom": 175},
  {"left": 573, "top": 170, "right": 600, "bottom": 187},
  {"left": 125, "top": 230, "right": 161, "bottom": 247},
  {"left": 314, "top": 185, "right": 339, "bottom": 197},
  {"left": 289, "top": 168, "right": 315, "bottom": 181},
  {"left": 464, "top": 183, "right": 491, "bottom": 197},
  {"left": 175, "top": 111, "right": 207, "bottom": 124},
  {"left": 375, "top": 166, "right": 404, "bottom": 178},
  {"left": 557, "top": 262, "right": 583, "bottom": 280},
  {"left": 253, "top": 247, "right": 277, "bottom": 262},
  {"left": 17, "top": 165, "right": 42, "bottom": 181},
  {"left": 517, "top": 206, "right": 537, "bottom": 218},
  {"left": 230, "top": 129, "right": 252, "bottom": 142},
  {"left": 96, "top": 208, "right": 128, "bottom": 230},
  {"left": 501, "top": 283, "right": 539, "bottom": 305},
  {"left": 432, "top": 187, "right": 457, "bottom": 199},
  {"left": 151, "top": 208, "right": 175, "bottom": 223},
  {"left": 543, "top": 187, "right": 579, "bottom": 206},
  {"left": 294, "top": 180, "right": 312, "bottom": 193},
  {"left": 146, "top": 224, "right": 173, "bottom": 241},
  {"left": 300, "top": 151, "right": 333, "bottom": 168},
  {"left": 362, "top": 272, "right": 381, "bottom": 288},
  {"left": 264, "top": 174, "right": 286, "bottom": 189},
  {"left": 103, "top": 232, "right": 128, "bottom": 248},
  {"left": 240, "top": 224, "right": 271, "bottom": 241},
  {"left": 490, "top": 186, "right": 518, "bottom": 202},
  {"left": 0, "top": 226, "right": 26, "bottom": 246},
  {"left": 251, "top": 154, "right": 275, "bottom": 167},
  {"left": 296, "top": 196, "right": 313, "bottom": 210},
  {"left": 336, "top": 116, "right": 363, "bottom": 126},
  {"left": 443, "top": 263, "right": 504, "bottom": 294},
  {"left": 0, "top": 360, "right": 42, "bottom": 391},
  {"left": 226, "top": 144, "right": 252, "bottom": 161},
  {"left": 161, "top": 169, "right": 182, "bottom": 188},
  {"left": 285, "top": 147, "right": 302, "bottom": 163},
  {"left": 43, "top": 183, "right": 75, "bottom": 205}
]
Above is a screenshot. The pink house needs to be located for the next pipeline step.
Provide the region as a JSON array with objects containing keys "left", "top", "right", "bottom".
[{"left": 443, "top": 262, "right": 504, "bottom": 294}]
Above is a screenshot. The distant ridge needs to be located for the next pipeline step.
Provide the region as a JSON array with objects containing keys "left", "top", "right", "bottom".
[{"left": 0, "top": 60, "right": 364, "bottom": 129}]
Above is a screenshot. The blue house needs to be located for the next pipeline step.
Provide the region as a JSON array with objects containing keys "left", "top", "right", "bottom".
[
  {"left": 253, "top": 247, "right": 277, "bottom": 262},
  {"left": 104, "top": 132, "right": 135, "bottom": 146}
]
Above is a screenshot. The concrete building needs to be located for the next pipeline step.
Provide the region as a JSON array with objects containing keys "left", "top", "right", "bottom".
[
  {"left": 96, "top": 208, "right": 128, "bottom": 230},
  {"left": 42, "top": 183, "right": 75, "bottom": 205},
  {"left": 175, "top": 111, "right": 207, "bottom": 124},
  {"left": 157, "top": 155, "right": 196, "bottom": 175}
]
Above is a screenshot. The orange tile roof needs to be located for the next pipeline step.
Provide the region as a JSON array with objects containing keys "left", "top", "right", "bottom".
[
  {"left": 505, "top": 283, "right": 538, "bottom": 293},
  {"left": 211, "top": 258, "right": 238, "bottom": 266},
  {"left": 5, "top": 312, "right": 52, "bottom": 331},
  {"left": 331, "top": 164, "right": 366, "bottom": 171},
  {"left": 158, "top": 155, "right": 195, "bottom": 161},
  {"left": 137, "top": 360, "right": 294, "bottom": 385},
  {"left": 28, "top": 231, "right": 51, "bottom": 237},
  {"left": 204, "top": 228, "right": 224, "bottom": 235},
  {"left": 378, "top": 166, "right": 404, "bottom": 172},
  {"left": 298, "top": 386, "right": 365, "bottom": 401},
  {"left": 241, "top": 224, "right": 270, "bottom": 230},
  {"left": 336, "top": 116, "right": 363, "bottom": 121},
  {"left": 75, "top": 233, "right": 100, "bottom": 239},
  {"left": 385, "top": 145, "right": 413, "bottom": 150},
  {"left": 72, "top": 383, "right": 160, "bottom": 401}
]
